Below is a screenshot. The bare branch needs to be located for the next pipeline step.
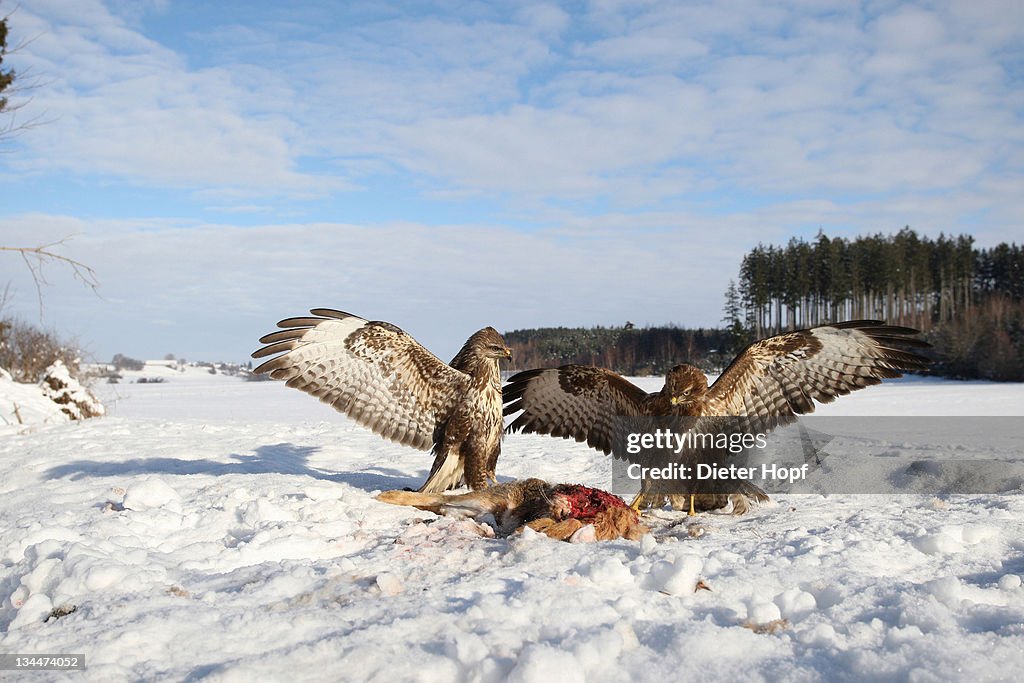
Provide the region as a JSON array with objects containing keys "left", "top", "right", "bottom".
[
  {"left": 0, "top": 94, "right": 49, "bottom": 141},
  {"left": 0, "top": 281, "right": 11, "bottom": 314},
  {"left": 1, "top": 4, "right": 53, "bottom": 143},
  {"left": 1, "top": 236, "right": 100, "bottom": 315}
]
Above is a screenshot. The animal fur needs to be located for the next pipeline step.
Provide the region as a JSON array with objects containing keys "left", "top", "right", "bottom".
[{"left": 377, "top": 478, "right": 649, "bottom": 541}]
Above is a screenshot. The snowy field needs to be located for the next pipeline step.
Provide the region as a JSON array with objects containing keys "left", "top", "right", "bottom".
[{"left": 2, "top": 367, "right": 1024, "bottom": 681}]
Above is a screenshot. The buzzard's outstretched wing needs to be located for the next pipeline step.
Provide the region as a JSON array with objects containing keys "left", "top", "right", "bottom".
[
  {"left": 702, "top": 320, "right": 931, "bottom": 431},
  {"left": 503, "top": 365, "right": 650, "bottom": 454},
  {"left": 252, "top": 309, "right": 470, "bottom": 450}
]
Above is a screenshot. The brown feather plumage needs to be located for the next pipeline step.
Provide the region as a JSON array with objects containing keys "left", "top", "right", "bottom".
[
  {"left": 503, "top": 320, "right": 932, "bottom": 512},
  {"left": 253, "top": 309, "right": 511, "bottom": 492}
]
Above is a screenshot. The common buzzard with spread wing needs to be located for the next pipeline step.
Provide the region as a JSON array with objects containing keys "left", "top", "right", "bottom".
[
  {"left": 503, "top": 320, "right": 931, "bottom": 513},
  {"left": 252, "top": 309, "right": 511, "bottom": 492}
]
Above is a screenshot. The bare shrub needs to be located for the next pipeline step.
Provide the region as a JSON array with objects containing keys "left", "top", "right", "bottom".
[{"left": 0, "top": 317, "right": 81, "bottom": 382}]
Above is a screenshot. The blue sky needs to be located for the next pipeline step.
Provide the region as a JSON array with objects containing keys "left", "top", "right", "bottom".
[{"left": 1, "top": 0, "right": 1022, "bottom": 363}]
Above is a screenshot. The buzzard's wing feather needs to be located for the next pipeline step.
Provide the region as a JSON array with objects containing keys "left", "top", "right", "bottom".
[
  {"left": 503, "top": 365, "right": 649, "bottom": 454},
  {"left": 703, "top": 320, "right": 930, "bottom": 432},
  {"left": 252, "top": 309, "right": 470, "bottom": 450}
]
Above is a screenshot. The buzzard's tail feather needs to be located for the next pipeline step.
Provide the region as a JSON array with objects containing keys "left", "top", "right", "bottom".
[
  {"left": 737, "top": 480, "right": 770, "bottom": 502},
  {"left": 418, "top": 451, "right": 465, "bottom": 493}
]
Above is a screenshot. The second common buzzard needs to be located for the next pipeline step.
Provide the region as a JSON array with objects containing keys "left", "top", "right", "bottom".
[{"left": 503, "top": 320, "right": 931, "bottom": 513}]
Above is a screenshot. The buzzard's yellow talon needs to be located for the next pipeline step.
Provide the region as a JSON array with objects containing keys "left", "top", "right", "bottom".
[
  {"left": 629, "top": 493, "right": 645, "bottom": 511},
  {"left": 688, "top": 493, "right": 696, "bottom": 517}
]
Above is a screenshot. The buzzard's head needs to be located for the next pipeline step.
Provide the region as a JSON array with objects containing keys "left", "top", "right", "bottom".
[
  {"left": 472, "top": 327, "right": 512, "bottom": 360},
  {"left": 664, "top": 364, "right": 708, "bottom": 406},
  {"left": 453, "top": 327, "right": 512, "bottom": 370},
  {"left": 474, "top": 327, "right": 512, "bottom": 360}
]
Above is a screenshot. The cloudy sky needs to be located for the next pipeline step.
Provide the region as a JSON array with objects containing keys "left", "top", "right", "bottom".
[{"left": 1, "top": 0, "right": 1022, "bottom": 363}]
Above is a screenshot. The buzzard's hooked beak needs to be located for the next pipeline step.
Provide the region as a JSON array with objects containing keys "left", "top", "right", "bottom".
[
  {"left": 504, "top": 347, "right": 513, "bottom": 360},
  {"left": 670, "top": 396, "right": 679, "bottom": 405}
]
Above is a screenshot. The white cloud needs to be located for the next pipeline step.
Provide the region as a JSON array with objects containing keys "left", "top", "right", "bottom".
[
  {"left": 576, "top": 33, "right": 708, "bottom": 66},
  {"left": 1, "top": 1, "right": 1022, "bottom": 366},
  {"left": 7, "top": 2, "right": 343, "bottom": 197},
  {"left": 518, "top": 3, "right": 571, "bottom": 36},
  {"left": 871, "top": 7, "right": 945, "bottom": 51},
  {"left": 3, "top": 198, "right": 1013, "bottom": 362},
  {"left": 5, "top": 0, "right": 1023, "bottom": 221},
  {"left": 0, "top": 212, "right": 753, "bottom": 360}
]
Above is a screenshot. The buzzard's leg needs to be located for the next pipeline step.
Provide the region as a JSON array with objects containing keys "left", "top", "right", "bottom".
[
  {"left": 627, "top": 492, "right": 700, "bottom": 519},
  {"left": 463, "top": 452, "right": 489, "bottom": 491},
  {"left": 485, "top": 447, "right": 500, "bottom": 487}
]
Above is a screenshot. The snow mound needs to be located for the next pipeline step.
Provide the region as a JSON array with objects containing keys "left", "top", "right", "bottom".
[
  {"left": 644, "top": 552, "right": 704, "bottom": 595},
  {"left": 1, "top": 365, "right": 68, "bottom": 429},
  {"left": 40, "top": 360, "right": 105, "bottom": 420},
  {"left": 507, "top": 644, "right": 586, "bottom": 683},
  {"left": 122, "top": 477, "right": 183, "bottom": 512},
  {"left": 0, "top": 361, "right": 105, "bottom": 429}
]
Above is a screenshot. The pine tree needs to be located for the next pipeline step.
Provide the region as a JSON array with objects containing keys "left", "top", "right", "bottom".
[
  {"left": 0, "top": 14, "right": 14, "bottom": 114},
  {"left": 721, "top": 279, "right": 749, "bottom": 354},
  {"left": 729, "top": 229, "right": 1024, "bottom": 380}
]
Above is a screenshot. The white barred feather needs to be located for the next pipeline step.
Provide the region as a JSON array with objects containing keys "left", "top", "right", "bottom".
[
  {"left": 702, "top": 322, "right": 929, "bottom": 429},
  {"left": 253, "top": 310, "right": 469, "bottom": 451}
]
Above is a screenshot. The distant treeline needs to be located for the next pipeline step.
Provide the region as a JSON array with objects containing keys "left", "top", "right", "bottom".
[
  {"left": 727, "top": 228, "right": 1024, "bottom": 380},
  {"left": 505, "top": 228, "right": 1024, "bottom": 381},
  {"left": 503, "top": 326, "right": 733, "bottom": 376}
]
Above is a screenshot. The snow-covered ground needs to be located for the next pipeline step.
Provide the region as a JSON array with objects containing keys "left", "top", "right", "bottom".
[
  {"left": 2, "top": 370, "right": 1023, "bottom": 681},
  {"left": 0, "top": 369, "right": 67, "bottom": 428}
]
